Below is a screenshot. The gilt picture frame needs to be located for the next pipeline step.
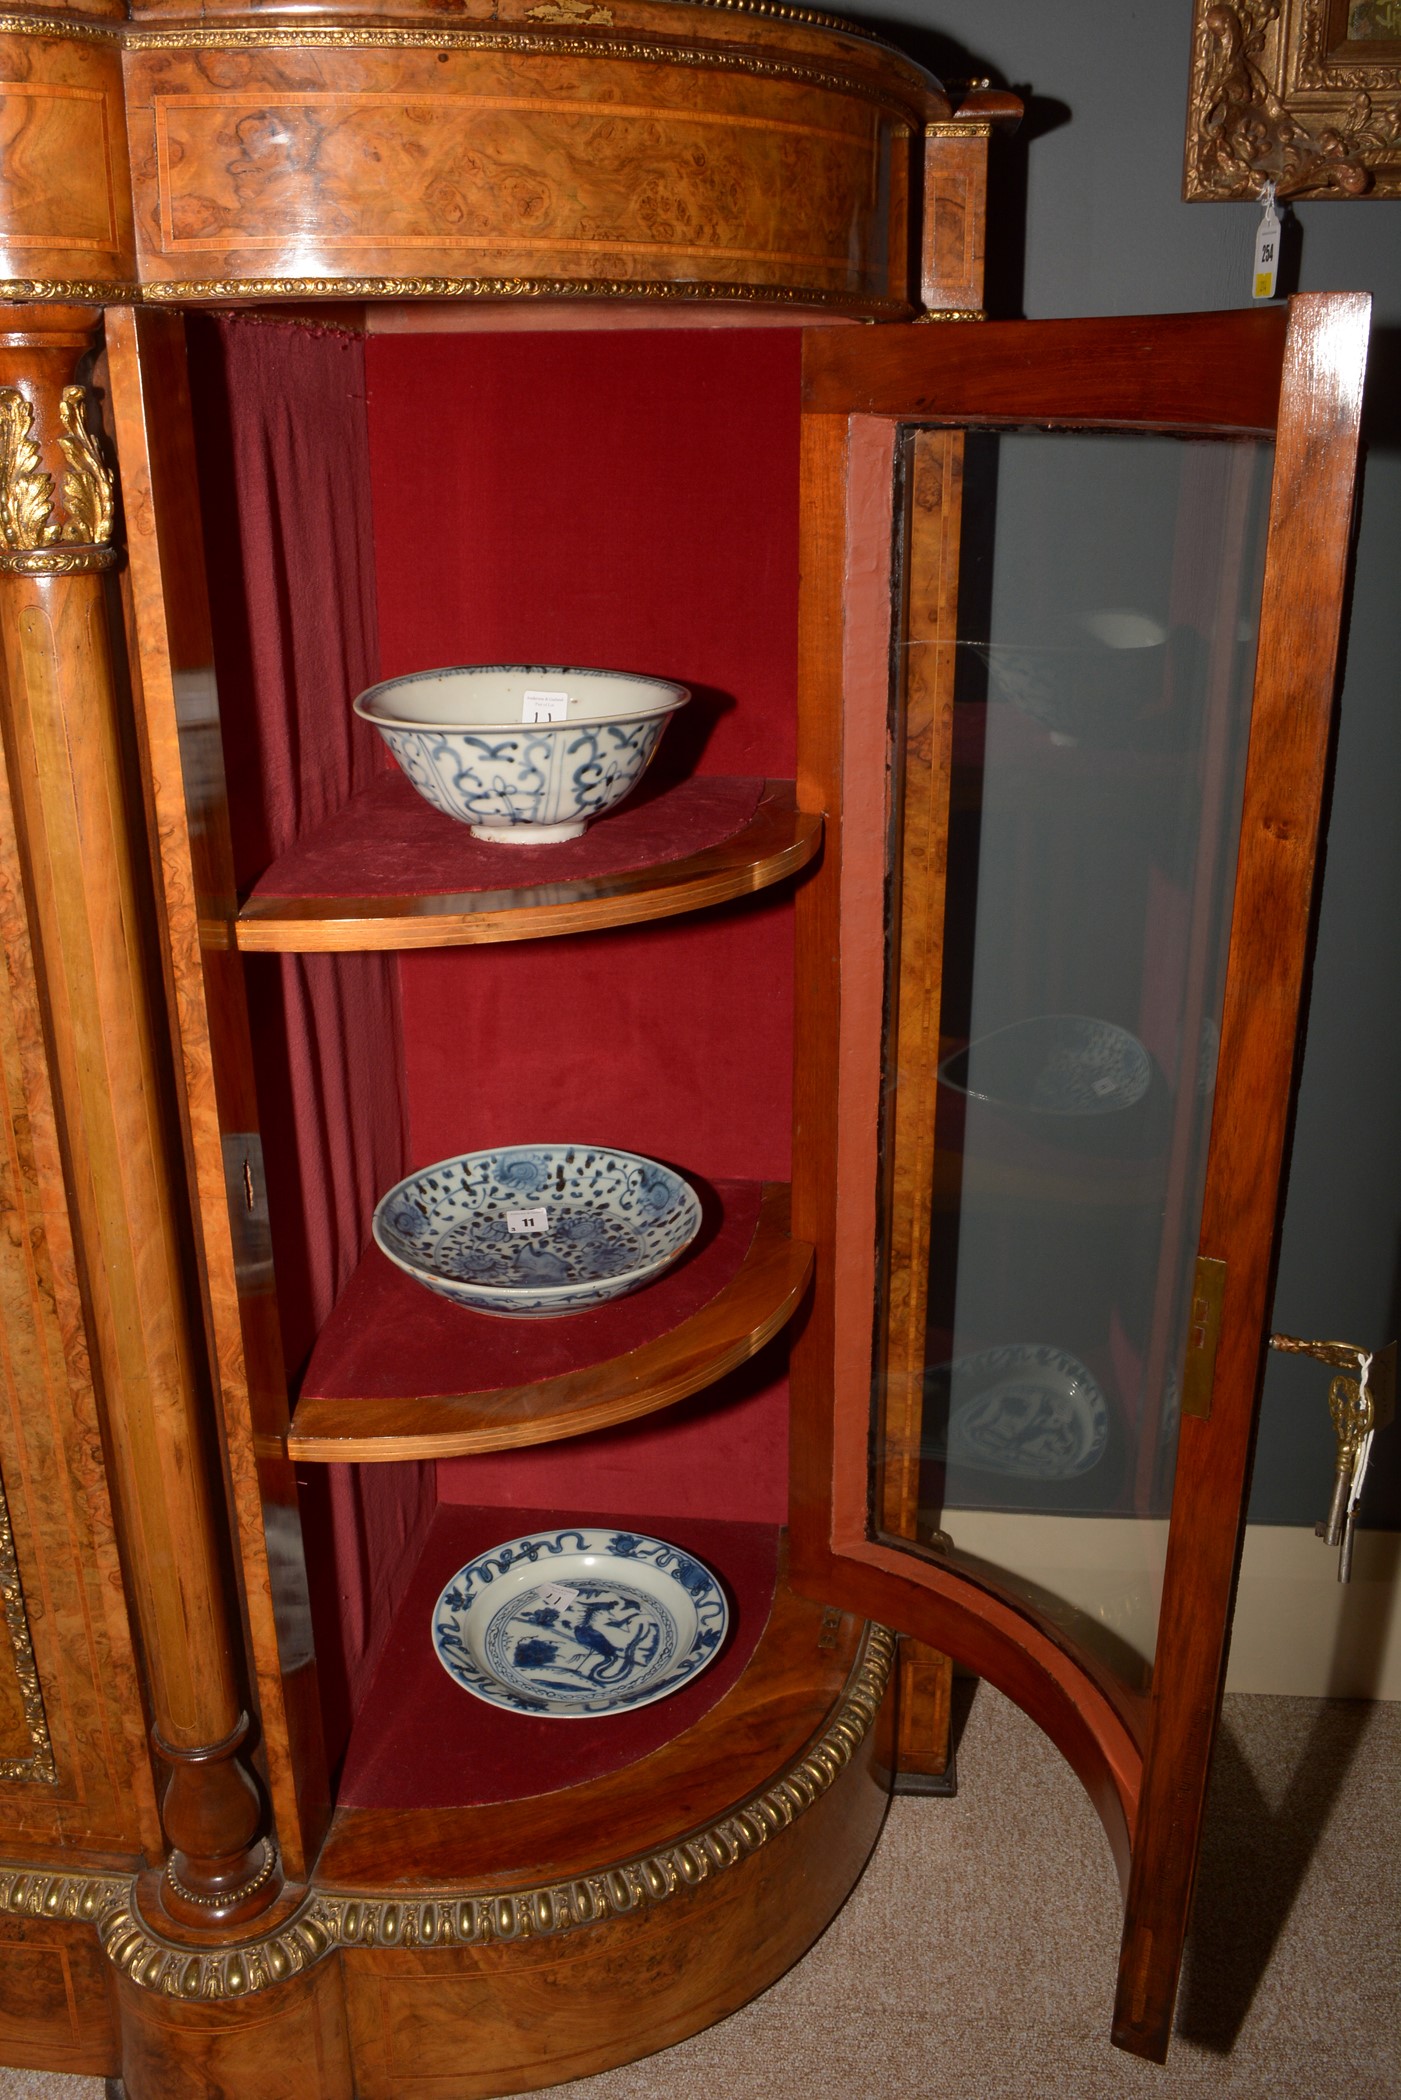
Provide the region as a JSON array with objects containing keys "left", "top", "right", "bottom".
[{"left": 1186, "top": 0, "right": 1401, "bottom": 198}]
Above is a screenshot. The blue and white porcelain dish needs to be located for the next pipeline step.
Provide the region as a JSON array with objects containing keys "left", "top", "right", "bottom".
[
  {"left": 353, "top": 664, "right": 689, "bottom": 844},
  {"left": 932, "top": 1342, "right": 1110, "bottom": 1481},
  {"left": 431, "top": 1528, "right": 729, "bottom": 1717},
  {"left": 373, "top": 1143, "right": 703, "bottom": 1317},
  {"left": 938, "top": 1014, "right": 1152, "bottom": 1118}
]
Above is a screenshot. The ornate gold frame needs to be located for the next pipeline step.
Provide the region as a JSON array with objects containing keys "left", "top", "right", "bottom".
[{"left": 1185, "top": 0, "right": 1401, "bottom": 198}]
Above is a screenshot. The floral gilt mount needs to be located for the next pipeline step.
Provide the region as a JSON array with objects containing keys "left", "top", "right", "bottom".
[{"left": 1186, "top": 0, "right": 1401, "bottom": 198}]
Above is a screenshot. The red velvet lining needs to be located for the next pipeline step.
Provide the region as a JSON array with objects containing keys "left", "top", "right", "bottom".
[
  {"left": 300, "top": 1179, "right": 762, "bottom": 1403},
  {"left": 435, "top": 1359, "right": 789, "bottom": 1526},
  {"left": 364, "top": 333, "right": 802, "bottom": 1532},
  {"left": 250, "top": 771, "right": 765, "bottom": 901},
  {"left": 337, "top": 1505, "right": 779, "bottom": 1809},
  {"left": 398, "top": 898, "right": 794, "bottom": 1188},
  {"left": 187, "top": 316, "right": 431, "bottom": 1767},
  {"left": 364, "top": 331, "right": 800, "bottom": 784}
]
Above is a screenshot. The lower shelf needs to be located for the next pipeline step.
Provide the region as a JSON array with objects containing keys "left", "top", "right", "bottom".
[
  {"left": 288, "top": 1180, "right": 810, "bottom": 1461},
  {"left": 316, "top": 1519, "right": 893, "bottom": 1895},
  {"left": 333, "top": 1504, "right": 784, "bottom": 1816},
  {"left": 105, "top": 1539, "right": 895, "bottom": 2100}
]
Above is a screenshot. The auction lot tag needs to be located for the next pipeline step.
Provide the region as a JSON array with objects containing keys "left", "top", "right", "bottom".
[
  {"left": 507, "top": 1207, "right": 549, "bottom": 1233},
  {"left": 523, "top": 690, "right": 569, "bottom": 723}
]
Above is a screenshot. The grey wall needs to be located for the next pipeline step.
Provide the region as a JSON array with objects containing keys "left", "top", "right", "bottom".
[{"left": 843, "top": 0, "right": 1401, "bottom": 1525}]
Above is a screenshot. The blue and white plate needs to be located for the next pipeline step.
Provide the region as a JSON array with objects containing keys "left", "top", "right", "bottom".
[
  {"left": 431, "top": 1528, "right": 729, "bottom": 1717},
  {"left": 936, "top": 1343, "right": 1110, "bottom": 1480},
  {"left": 938, "top": 1014, "right": 1152, "bottom": 1118},
  {"left": 373, "top": 1143, "right": 702, "bottom": 1317}
]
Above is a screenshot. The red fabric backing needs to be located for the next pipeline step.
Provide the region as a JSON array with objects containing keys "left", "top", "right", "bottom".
[
  {"left": 435, "top": 1357, "right": 789, "bottom": 1526},
  {"left": 251, "top": 771, "right": 765, "bottom": 899},
  {"left": 363, "top": 330, "right": 800, "bottom": 781},
  {"left": 396, "top": 899, "right": 793, "bottom": 1184},
  {"left": 188, "top": 316, "right": 431, "bottom": 1760},
  {"left": 337, "top": 1505, "right": 780, "bottom": 1808},
  {"left": 363, "top": 331, "right": 802, "bottom": 1532},
  {"left": 301, "top": 1179, "right": 760, "bottom": 1401}
]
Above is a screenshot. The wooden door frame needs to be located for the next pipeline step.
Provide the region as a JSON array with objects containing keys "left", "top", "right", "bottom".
[{"left": 787, "top": 294, "right": 1370, "bottom": 2059}]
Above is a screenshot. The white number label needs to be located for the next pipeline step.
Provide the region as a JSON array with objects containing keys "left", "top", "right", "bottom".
[
  {"left": 1252, "top": 184, "right": 1280, "bottom": 301},
  {"left": 506, "top": 1206, "right": 549, "bottom": 1233},
  {"left": 536, "top": 1583, "right": 578, "bottom": 1609},
  {"left": 522, "top": 689, "right": 569, "bottom": 723}
]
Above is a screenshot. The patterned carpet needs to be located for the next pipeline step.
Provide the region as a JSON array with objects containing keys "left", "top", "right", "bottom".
[{"left": 3, "top": 1684, "right": 1396, "bottom": 2100}]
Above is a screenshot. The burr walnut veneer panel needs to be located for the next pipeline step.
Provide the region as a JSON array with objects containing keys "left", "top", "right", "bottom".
[{"left": 0, "top": 26, "right": 135, "bottom": 294}]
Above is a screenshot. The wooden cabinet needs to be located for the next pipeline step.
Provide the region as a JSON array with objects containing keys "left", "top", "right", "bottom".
[{"left": 0, "top": 3, "right": 1367, "bottom": 2091}]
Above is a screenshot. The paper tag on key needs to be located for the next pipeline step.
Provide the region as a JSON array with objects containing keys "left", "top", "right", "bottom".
[
  {"left": 506, "top": 1206, "right": 549, "bottom": 1233},
  {"left": 536, "top": 1583, "right": 578, "bottom": 1610},
  {"left": 522, "top": 690, "right": 569, "bottom": 724}
]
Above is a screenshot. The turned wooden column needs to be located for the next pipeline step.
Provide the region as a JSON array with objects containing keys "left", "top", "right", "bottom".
[{"left": 0, "top": 303, "right": 279, "bottom": 1931}]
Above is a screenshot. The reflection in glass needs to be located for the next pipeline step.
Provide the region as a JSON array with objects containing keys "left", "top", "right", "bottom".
[{"left": 874, "top": 428, "right": 1273, "bottom": 1690}]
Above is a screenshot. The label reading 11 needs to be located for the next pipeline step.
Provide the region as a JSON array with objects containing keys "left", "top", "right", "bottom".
[
  {"left": 537, "top": 1584, "right": 578, "bottom": 1610},
  {"left": 506, "top": 1207, "right": 549, "bottom": 1234},
  {"left": 523, "top": 690, "right": 569, "bottom": 723}
]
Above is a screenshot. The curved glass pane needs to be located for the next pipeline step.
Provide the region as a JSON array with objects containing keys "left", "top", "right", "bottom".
[{"left": 875, "top": 426, "right": 1273, "bottom": 1692}]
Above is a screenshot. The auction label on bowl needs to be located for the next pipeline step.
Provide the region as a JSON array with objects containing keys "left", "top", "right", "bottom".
[
  {"left": 522, "top": 690, "right": 569, "bottom": 723},
  {"left": 507, "top": 1206, "right": 549, "bottom": 1233}
]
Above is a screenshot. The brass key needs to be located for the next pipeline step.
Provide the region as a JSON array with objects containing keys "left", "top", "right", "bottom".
[
  {"left": 1322, "top": 1360, "right": 1372, "bottom": 1551},
  {"left": 1269, "top": 1335, "right": 1396, "bottom": 1582}
]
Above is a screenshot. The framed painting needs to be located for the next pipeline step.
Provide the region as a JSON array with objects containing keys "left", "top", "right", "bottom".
[{"left": 1186, "top": 1, "right": 1401, "bottom": 197}]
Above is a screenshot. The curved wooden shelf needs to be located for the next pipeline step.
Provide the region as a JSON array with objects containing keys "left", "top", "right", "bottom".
[
  {"left": 288, "top": 1182, "right": 811, "bottom": 1462},
  {"left": 321, "top": 1528, "right": 882, "bottom": 1889},
  {"left": 236, "top": 780, "right": 822, "bottom": 951}
]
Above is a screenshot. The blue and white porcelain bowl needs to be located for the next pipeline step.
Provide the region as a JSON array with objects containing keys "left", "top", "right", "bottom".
[
  {"left": 935, "top": 1342, "right": 1110, "bottom": 1481},
  {"left": 373, "top": 1144, "right": 703, "bottom": 1317},
  {"left": 353, "top": 664, "right": 689, "bottom": 843},
  {"left": 431, "top": 1528, "right": 729, "bottom": 1717}
]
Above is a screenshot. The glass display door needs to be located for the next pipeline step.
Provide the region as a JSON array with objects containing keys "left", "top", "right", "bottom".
[{"left": 789, "top": 297, "right": 1369, "bottom": 2060}]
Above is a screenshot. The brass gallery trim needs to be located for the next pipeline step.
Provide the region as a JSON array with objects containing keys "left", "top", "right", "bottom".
[
  {"left": 0, "top": 1867, "right": 128, "bottom": 1920},
  {"left": 138, "top": 277, "right": 910, "bottom": 315},
  {"left": 0, "top": 1467, "right": 56, "bottom": 1784},
  {"left": 914, "top": 307, "right": 984, "bottom": 322},
  {"left": 54, "top": 1623, "right": 893, "bottom": 1998},
  {"left": 0, "top": 545, "right": 120, "bottom": 573},
  {"left": 924, "top": 119, "right": 992, "bottom": 137},
  {"left": 0, "top": 282, "right": 142, "bottom": 305},
  {"left": 665, "top": 0, "right": 891, "bottom": 45},
  {"left": 0, "top": 11, "right": 120, "bottom": 39},
  {"left": 0, "top": 0, "right": 901, "bottom": 47}
]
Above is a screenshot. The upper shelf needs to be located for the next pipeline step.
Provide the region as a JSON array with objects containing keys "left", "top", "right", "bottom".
[
  {"left": 288, "top": 1179, "right": 810, "bottom": 1462},
  {"left": 235, "top": 776, "right": 821, "bottom": 951}
]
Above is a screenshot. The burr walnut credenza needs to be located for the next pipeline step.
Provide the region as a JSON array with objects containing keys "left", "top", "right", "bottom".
[{"left": 0, "top": 1, "right": 1369, "bottom": 2090}]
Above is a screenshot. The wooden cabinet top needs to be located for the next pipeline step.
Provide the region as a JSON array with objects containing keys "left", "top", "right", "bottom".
[{"left": 0, "top": 0, "right": 994, "bottom": 313}]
